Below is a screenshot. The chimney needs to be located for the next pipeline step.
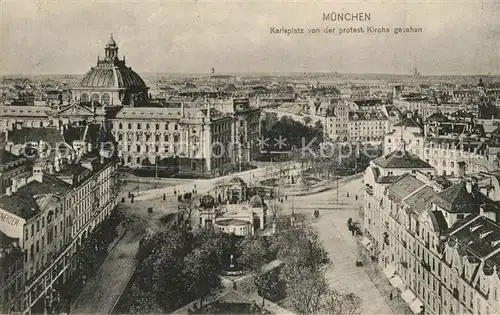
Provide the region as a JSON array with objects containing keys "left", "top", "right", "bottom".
[
  {"left": 32, "top": 165, "right": 44, "bottom": 183},
  {"left": 11, "top": 178, "right": 17, "bottom": 193},
  {"left": 6, "top": 187, "right": 12, "bottom": 196},
  {"left": 458, "top": 161, "right": 466, "bottom": 177},
  {"left": 466, "top": 180, "right": 472, "bottom": 194}
]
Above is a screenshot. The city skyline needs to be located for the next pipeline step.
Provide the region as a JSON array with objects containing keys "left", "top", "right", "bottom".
[{"left": 1, "top": 1, "right": 499, "bottom": 76}]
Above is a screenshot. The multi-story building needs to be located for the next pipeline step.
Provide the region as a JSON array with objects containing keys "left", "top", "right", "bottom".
[
  {"left": 348, "top": 110, "right": 390, "bottom": 143},
  {"left": 0, "top": 149, "right": 29, "bottom": 195},
  {"left": 383, "top": 115, "right": 424, "bottom": 156},
  {"left": 1, "top": 231, "right": 24, "bottom": 313},
  {"left": 0, "top": 153, "right": 118, "bottom": 314},
  {"left": 0, "top": 119, "right": 119, "bottom": 314},
  {"left": 0, "top": 104, "right": 106, "bottom": 132},
  {"left": 363, "top": 149, "right": 435, "bottom": 256},
  {"left": 312, "top": 98, "right": 349, "bottom": 141},
  {"left": 211, "top": 98, "right": 262, "bottom": 166},
  {"left": 363, "top": 152, "right": 500, "bottom": 315},
  {"left": 109, "top": 105, "right": 234, "bottom": 176}
]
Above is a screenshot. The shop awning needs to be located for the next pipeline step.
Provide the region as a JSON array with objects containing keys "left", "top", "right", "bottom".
[
  {"left": 409, "top": 298, "right": 424, "bottom": 314},
  {"left": 383, "top": 264, "right": 396, "bottom": 279},
  {"left": 360, "top": 237, "right": 371, "bottom": 247},
  {"left": 401, "top": 289, "right": 416, "bottom": 304},
  {"left": 389, "top": 275, "right": 405, "bottom": 290}
]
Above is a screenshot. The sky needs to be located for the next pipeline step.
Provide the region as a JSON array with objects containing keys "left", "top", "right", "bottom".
[{"left": 1, "top": 0, "right": 499, "bottom": 76}]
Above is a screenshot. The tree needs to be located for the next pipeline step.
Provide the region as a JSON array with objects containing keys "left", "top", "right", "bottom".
[
  {"left": 303, "top": 116, "right": 312, "bottom": 126},
  {"left": 284, "top": 268, "right": 328, "bottom": 315},
  {"left": 178, "top": 196, "right": 196, "bottom": 228},
  {"left": 183, "top": 246, "right": 222, "bottom": 308},
  {"left": 267, "top": 203, "right": 282, "bottom": 220},
  {"left": 270, "top": 224, "right": 330, "bottom": 273},
  {"left": 239, "top": 236, "right": 276, "bottom": 307},
  {"left": 321, "top": 290, "right": 362, "bottom": 315}
]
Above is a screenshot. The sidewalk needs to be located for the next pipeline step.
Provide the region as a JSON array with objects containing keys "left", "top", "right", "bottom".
[{"left": 357, "top": 243, "right": 412, "bottom": 315}]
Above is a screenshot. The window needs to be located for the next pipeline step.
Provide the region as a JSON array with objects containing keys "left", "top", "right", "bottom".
[
  {"left": 174, "top": 124, "right": 178, "bottom": 131},
  {"left": 137, "top": 123, "right": 141, "bottom": 129},
  {"left": 102, "top": 93, "right": 110, "bottom": 106},
  {"left": 146, "top": 123, "right": 150, "bottom": 130},
  {"left": 119, "top": 123, "right": 123, "bottom": 129},
  {"left": 36, "top": 220, "right": 40, "bottom": 232},
  {"left": 156, "top": 124, "right": 160, "bottom": 130},
  {"left": 128, "top": 123, "right": 132, "bottom": 129},
  {"left": 31, "top": 225, "right": 34, "bottom": 236}
]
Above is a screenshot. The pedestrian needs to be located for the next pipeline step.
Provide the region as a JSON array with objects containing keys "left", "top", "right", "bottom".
[
  {"left": 285, "top": 195, "right": 288, "bottom": 200},
  {"left": 389, "top": 292, "right": 393, "bottom": 300},
  {"left": 347, "top": 192, "right": 350, "bottom": 198},
  {"left": 174, "top": 189, "right": 177, "bottom": 196},
  {"left": 355, "top": 194, "right": 358, "bottom": 201},
  {"left": 163, "top": 193, "right": 166, "bottom": 201}
]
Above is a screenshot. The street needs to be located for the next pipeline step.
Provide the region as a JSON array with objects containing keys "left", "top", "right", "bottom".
[
  {"left": 70, "top": 168, "right": 394, "bottom": 315},
  {"left": 280, "top": 177, "right": 395, "bottom": 315}
]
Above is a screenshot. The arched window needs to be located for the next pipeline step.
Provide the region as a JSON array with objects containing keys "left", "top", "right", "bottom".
[
  {"left": 91, "top": 93, "right": 99, "bottom": 104},
  {"left": 128, "top": 123, "right": 132, "bottom": 129},
  {"left": 81, "top": 93, "right": 89, "bottom": 102},
  {"left": 101, "top": 93, "right": 110, "bottom": 106},
  {"left": 174, "top": 124, "right": 178, "bottom": 131},
  {"left": 137, "top": 123, "right": 141, "bottom": 129},
  {"left": 119, "top": 123, "right": 123, "bottom": 129}
]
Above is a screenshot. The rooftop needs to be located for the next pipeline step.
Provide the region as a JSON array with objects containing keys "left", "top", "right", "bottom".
[
  {"left": 433, "top": 181, "right": 492, "bottom": 214},
  {"left": 393, "top": 117, "right": 421, "bottom": 129},
  {"left": 373, "top": 150, "right": 432, "bottom": 169},
  {"left": 387, "top": 173, "right": 426, "bottom": 202}
]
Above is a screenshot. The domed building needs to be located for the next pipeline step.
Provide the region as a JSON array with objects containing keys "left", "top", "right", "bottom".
[{"left": 72, "top": 35, "right": 149, "bottom": 107}]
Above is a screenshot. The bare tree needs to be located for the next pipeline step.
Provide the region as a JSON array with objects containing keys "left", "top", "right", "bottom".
[
  {"left": 178, "top": 196, "right": 196, "bottom": 228},
  {"left": 268, "top": 203, "right": 282, "bottom": 220}
]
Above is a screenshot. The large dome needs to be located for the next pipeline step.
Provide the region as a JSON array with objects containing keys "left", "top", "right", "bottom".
[{"left": 79, "top": 66, "right": 147, "bottom": 89}]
